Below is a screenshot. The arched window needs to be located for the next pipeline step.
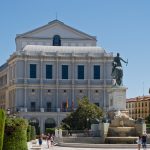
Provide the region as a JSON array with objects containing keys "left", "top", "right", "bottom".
[{"left": 53, "top": 35, "right": 61, "bottom": 46}]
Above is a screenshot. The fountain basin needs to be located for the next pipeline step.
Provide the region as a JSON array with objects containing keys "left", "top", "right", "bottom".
[
  {"left": 107, "top": 127, "right": 136, "bottom": 137},
  {"left": 105, "top": 137, "right": 138, "bottom": 144}
]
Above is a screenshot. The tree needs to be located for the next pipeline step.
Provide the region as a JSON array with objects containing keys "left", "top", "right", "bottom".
[
  {"left": 0, "top": 109, "right": 6, "bottom": 150},
  {"left": 145, "top": 115, "right": 150, "bottom": 123},
  {"left": 3, "top": 118, "right": 28, "bottom": 150},
  {"left": 61, "top": 96, "right": 103, "bottom": 130}
]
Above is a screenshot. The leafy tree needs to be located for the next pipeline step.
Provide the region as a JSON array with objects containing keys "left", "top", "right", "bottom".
[
  {"left": 61, "top": 96, "right": 103, "bottom": 130},
  {"left": 145, "top": 115, "right": 150, "bottom": 123},
  {"left": 0, "top": 109, "right": 5, "bottom": 150},
  {"left": 3, "top": 117, "right": 28, "bottom": 150},
  {"left": 30, "top": 126, "right": 36, "bottom": 140}
]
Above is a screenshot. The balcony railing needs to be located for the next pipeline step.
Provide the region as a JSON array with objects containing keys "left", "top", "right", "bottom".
[{"left": 7, "top": 107, "right": 76, "bottom": 113}]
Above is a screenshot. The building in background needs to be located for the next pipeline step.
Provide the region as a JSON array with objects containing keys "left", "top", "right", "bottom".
[
  {"left": 126, "top": 96, "right": 150, "bottom": 120},
  {"left": 0, "top": 20, "right": 115, "bottom": 132}
]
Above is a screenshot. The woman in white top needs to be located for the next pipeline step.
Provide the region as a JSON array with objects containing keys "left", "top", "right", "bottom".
[{"left": 137, "top": 136, "right": 142, "bottom": 150}]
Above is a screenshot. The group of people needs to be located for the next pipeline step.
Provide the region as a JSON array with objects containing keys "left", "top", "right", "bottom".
[
  {"left": 38, "top": 133, "right": 56, "bottom": 148},
  {"left": 137, "top": 131, "right": 147, "bottom": 150},
  {"left": 46, "top": 133, "right": 56, "bottom": 148}
]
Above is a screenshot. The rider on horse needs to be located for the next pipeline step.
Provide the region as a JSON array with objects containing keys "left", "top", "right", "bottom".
[{"left": 111, "top": 53, "right": 128, "bottom": 86}]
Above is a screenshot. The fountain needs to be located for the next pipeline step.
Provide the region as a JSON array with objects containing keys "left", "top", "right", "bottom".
[{"left": 104, "top": 110, "right": 145, "bottom": 144}]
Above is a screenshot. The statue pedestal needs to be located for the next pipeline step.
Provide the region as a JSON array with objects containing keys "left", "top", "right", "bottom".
[{"left": 108, "top": 87, "right": 127, "bottom": 111}]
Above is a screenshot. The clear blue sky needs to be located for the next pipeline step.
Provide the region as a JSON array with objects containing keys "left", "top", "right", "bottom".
[{"left": 0, "top": 0, "right": 150, "bottom": 98}]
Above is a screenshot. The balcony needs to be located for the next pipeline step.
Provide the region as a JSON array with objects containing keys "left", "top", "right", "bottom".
[{"left": 11, "top": 107, "right": 76, "bottom": 113}]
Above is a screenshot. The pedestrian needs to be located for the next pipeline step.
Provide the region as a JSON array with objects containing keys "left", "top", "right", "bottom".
[
  {"left": 142, "top": 131, "right": 147, "bottom": 149},
  {"left": 136, "top": 136, "right": 142, "bottom": 150},
  {"left": 38, "top": 136, "right": 42, "bottom": 146},
  {"left": 47, "top": 133, "right": 51, "bottom": 148},
  {"left": 50, "top": 134, "right": 57, "bottom": 146}
]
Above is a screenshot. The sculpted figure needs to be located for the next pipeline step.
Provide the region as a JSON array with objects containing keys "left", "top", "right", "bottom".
[{"left": 111, "top": 53, "right": 128, "bottom": 86}]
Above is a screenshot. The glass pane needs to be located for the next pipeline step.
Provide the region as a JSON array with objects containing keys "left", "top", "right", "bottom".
[{"left": 78, "top": 65, "right": 84, "bottom": 79}]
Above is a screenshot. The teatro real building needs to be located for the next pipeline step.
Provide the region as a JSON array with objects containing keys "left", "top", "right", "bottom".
[{"left": 0, "top": 20, "right": 117, "bottom": 132}]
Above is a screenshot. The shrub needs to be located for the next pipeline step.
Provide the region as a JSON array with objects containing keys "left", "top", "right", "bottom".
[
  {"left": 3, "top": 117, "right": 28, "bottom": 150},
  {"left": 27, "top": 125, "right": 31, "bottom": 142},
  {"left": 0, "top": 109, "right": 5, "bottom": 150},
  {"left": 30, "top": 126, "right": 36, "bottom": 140},
  {"left": 45, "top": 128, "right": 55, "bottom": 135}
]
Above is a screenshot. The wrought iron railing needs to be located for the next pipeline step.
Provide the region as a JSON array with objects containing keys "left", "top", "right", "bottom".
[{"left": 7, "top": 106, "right": 76, "bottom": 113}]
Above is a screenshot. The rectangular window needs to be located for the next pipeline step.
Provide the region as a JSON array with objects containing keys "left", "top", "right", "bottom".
[
  {"left": 78, "top": 65, "right": 84, "bottom": 79},
  {"left": 62, "top": 65, "right": 68, "bottom": 79},
  {"left": 47, "top": 102, "right": 51, "bottom": 112},
  {"left": 31, "top": 102, "right": 36, "bottom": 112},
  {"left": 62, "top": 102, "right": 67, "bottom": 112},
  {"left": 94, "top": 103, "right": 99, "bottom": 107},
  {"left": 94, "top": 65, "right": 100, "bottom": 79},
  {"left": 30, "top": 64, "right": 36, "bottom": 78},
  {"left": 46, "top": 65, "right": 52, "bottom": 79}
]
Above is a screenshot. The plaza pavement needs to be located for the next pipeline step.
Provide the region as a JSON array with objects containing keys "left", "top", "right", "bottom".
[{"left": 28, "top": 140, "right": 150, "bottom": 150}]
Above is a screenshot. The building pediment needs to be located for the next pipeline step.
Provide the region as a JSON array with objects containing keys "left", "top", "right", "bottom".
[{"left": 16, "top": 20, "right": 96, "bottom": 40}]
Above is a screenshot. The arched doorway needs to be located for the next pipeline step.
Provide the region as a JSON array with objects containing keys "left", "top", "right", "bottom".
[
  {"left": 29, "top": 118, "right": 40, "bottom": 135},
  {"left": 45, "top": 118, "right": 56, "bottom": 131}
]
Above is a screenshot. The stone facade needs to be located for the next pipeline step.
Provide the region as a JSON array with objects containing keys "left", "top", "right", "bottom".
[{"left": 0, "top": 20, "right": 124, "bottom": 132}]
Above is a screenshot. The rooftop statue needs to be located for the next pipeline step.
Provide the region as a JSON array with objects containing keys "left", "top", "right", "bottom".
[{"left": 111, "top": 53, "right": 128, "bottom": 86}]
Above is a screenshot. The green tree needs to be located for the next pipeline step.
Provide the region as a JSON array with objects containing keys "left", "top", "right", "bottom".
[
  {"left": 61, "top": 96, "right": 103, "bottom": 130},
  {"left": 27, "top": 125, "right": 31, "bottom": 142},
  {"left": 3, "top": 118, "right": 28, "bottom": 150},
  {"left": 30, "top": 126, "right": 36, "bottom": 140},
  {"left": 0, "top": 109, "right": 5, "bottom": 150},
  {"left": 145, "top": 115, "right": 150, "bottom": 123}
]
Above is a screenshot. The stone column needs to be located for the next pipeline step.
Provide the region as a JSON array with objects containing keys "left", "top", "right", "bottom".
[
  {"left": 87, "top": 55, "right": 91, "bottom": 100},
  {"left": 71, "top": 54, "right": 75, "bottom": 107},
  {"left": 40, "top": 58, "right": 44, "bottom": 112},
  {"left": 24, "top": 58, "right": 27, "bottom": 111},
  {"left": 56, "top": 54, "right": 59, "bottom": 109}
]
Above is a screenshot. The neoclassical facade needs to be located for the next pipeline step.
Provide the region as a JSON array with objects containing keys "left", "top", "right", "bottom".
[{"left": 0, "top": 20, "right": 117, "bottom": 132}]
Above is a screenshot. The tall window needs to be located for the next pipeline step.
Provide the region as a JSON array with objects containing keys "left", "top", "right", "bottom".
[
  {"left": 62, "top": 65, "right": 68, "bottom": 79},
  {"left": 78, "top": 65, "right": 84, "bottom": 79},
  {"left": 30, "top": 64, "right": 36, "bottom": 78},
  {"left": 47, "top": 102, "right": 51, "bottom": 112},
  {"left": 94, "top": 65, "right": 100, "bottom": 79},
  {"left": 53, "top": 35, "right": 61, "bottom": 46},
  {"left": 46, "top": 65, "right": 52, "bottom": 79},
  {"left": 31, "top": 102, "right": 36, "bottom": 112}
]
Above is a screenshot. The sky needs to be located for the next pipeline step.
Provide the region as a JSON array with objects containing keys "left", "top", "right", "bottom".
[{"left": 0, "top": 0, "right": 150, "bottom": 98}]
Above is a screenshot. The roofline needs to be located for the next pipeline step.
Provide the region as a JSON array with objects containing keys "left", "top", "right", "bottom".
[{"left": 15, "top": 19, "right": 97, "bottom": 41}]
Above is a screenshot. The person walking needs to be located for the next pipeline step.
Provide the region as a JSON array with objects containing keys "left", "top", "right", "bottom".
[
  {"left": 38, "top": 136, "right": 42, "bottom": 146},
  {"left": 46, "top": 133, "right": 51, "bottom": 148},
  {"left": 142, "top": 131, "right": 147, "bottom": 149},
  {"left": 136, "top": 136, "right": 142, "bottom": 150}
]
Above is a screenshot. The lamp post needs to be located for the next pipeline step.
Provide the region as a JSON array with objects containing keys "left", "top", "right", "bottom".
[
  {"left": 7, "top": 108, "right": 18, "bottom": 118},
  {"left": 86, "top": 118, "right": 89, "bottom": 129},
  {"left": 7, "top": 108, "right": 10, "bottom": 116}
]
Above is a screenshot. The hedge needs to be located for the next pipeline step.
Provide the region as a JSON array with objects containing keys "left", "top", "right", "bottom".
[
  {"left": 30, "top": 126, "right": 36, "bottom": 140},
  {"left": 0, "top": 109, "right": 5, "bottom": 150},
  {"left": 45, "top": 128, "right": 55, "bottom": 135},
  {"left": 27, "top": 125, "right": 31, "bottom": 142},
  {"left": 3, "top": 117, "right": 28, "bottom": 150}
]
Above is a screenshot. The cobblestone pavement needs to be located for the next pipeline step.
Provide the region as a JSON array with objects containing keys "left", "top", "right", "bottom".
[{"left": 28, "top": 140, "right": 150, "bottom": 150}]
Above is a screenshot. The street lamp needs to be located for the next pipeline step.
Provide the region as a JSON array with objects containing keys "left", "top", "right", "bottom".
[
  {"left": 7, "top": 108, "right": 10, "bottom": 116},
  {"left": 7, "top": 108, "right": 18, "bottom": 118},
  {"left": 86, "top": 118, "right": 89, "bottom": 129}
]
